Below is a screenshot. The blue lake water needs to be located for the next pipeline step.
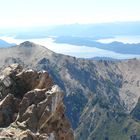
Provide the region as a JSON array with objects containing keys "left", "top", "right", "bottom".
[{"left": 0, "top": 36, "right": 140, "bottom": 59}]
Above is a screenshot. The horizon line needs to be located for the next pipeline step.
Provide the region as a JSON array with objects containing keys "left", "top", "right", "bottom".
[{"left": 1, "top": 20, "right": 140, "bottom": 29}]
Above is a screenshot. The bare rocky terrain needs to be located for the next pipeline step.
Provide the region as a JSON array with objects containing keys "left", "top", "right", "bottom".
[
  {"left": 0, "top": 64, "right": 74, "bottom": 140},
  {"left": 0, "top": 41, "right": 140, "bottom": 140}
]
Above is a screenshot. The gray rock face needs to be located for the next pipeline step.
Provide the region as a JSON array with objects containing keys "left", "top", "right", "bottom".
[{"left": 0, "top": 64, "right": 74, "bottom": 140}]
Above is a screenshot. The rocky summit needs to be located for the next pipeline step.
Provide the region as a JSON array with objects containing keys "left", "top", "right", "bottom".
[{"left": 0, "top": 64, "right": 74, "bottom": 140}]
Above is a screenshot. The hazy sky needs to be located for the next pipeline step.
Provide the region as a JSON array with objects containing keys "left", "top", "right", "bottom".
[{"left": 0, "top": 0, "right": 140, "bottom": 27}]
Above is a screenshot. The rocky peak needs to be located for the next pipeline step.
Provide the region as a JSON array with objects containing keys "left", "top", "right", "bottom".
[
  {"left": 19, "top": 41, "right": 36, "bottom": 48},
  {"left": 0, "top": 64, "right": 74, "bottom": 140}
]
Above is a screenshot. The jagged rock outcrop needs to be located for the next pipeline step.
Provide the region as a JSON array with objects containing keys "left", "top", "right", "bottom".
[{"left": 0, "top": 64, "right": 74, "bottom": 140}]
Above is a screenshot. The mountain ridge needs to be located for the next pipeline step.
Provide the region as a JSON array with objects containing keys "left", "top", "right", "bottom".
[
  {"left": 2, "top": 21, "right": 140, "bottom": 39},
  {"left": 0, "top": 41, "right": 140, "bottom": 140}
]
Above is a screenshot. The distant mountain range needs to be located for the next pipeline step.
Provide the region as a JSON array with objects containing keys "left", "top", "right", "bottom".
[
  {"left": 87, "top": 57, "right": 121, "bottom": 61},
  {"left": 1, "top": 21, "right": 140, "bottom": 39},
  {"left": 0, "top": 39, "right": 16, "bottom": 48}
]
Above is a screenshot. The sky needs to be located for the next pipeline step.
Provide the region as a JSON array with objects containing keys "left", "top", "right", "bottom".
[{"left": 0, "top": 0, "right": 140, "bottom": 28}]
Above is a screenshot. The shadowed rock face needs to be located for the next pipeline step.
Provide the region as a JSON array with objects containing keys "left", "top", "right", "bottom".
[{"left": 0, "top": 64, "right": 74, "bottom": 140}]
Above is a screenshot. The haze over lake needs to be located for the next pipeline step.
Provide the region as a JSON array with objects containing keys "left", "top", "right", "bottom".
[
  {"left": 1, "top": 36, "right": 140, "bottom": 59},
  {"left": 98, "top": 35, "right": 140, "bottom": 44}
]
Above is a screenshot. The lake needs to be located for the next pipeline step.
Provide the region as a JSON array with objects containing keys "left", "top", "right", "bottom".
[{"left": 0, "top": 36, "right": 140, "bottom": 59}]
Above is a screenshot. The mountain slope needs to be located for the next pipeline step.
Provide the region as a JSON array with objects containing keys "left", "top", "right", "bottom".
[{"left": 0, "top": 41, "right": 140, "bottom": 140}]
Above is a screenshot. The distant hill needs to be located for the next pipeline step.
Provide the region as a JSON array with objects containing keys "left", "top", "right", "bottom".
[
  {"left": 0, "top": 39, "right": 16, "bottom": 48},
  {"left": 45, "top": 21, "right": 140, "bottom": 37},
  {"left": 1, "top": 21, "right": 140, "bottom": 39},
  {"left": 54, "top": 36, "right": 140, "bottom": 55}
]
